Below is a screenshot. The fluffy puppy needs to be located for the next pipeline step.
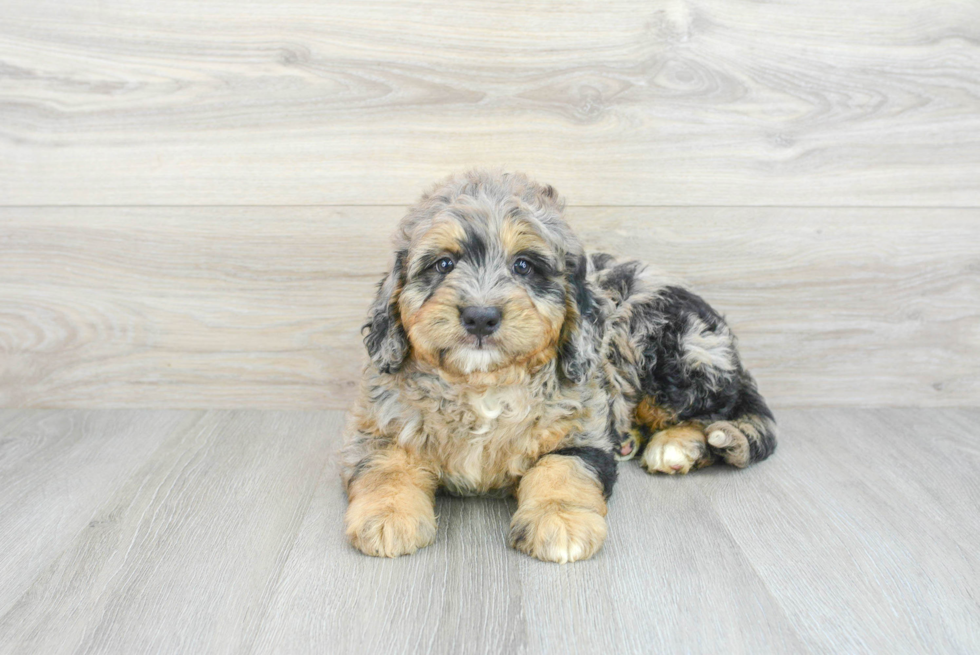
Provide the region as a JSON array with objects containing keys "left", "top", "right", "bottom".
[{"left": 340, "top": 170, "right": 776, "bottom": 563}]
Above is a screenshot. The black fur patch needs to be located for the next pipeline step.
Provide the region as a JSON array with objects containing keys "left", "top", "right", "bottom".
[
  {"left": 550, "top": 446, "right": 618, "bottom": 499},
  {"left": 556, "top": 253, "right": 598, "bottom": 386},
  {"left": 634, "top": 285, "right": 742, "bottom": 420},
  {"left": 362, "top": 250, "right": 408, "bottom": 373},
  {"left": 461, "top": 222, "right": 488, "bottom": 266},
  {"left": 557, "top": 338, "right": 583, "bottom": 385},
  {"left": 520, "top": 256, "right": 566, "bottom": 308},
  {"left": 598, "top": 260, "right": 643, "bottom": 303},
  {"left": 566, "top": 253, "right": 598, "bottom": 325},
  {"left": 730, "top": 372, "right": 777, "bottom": 462},
  {"left": 590, "top": 252, "right": 616, "bottom": 272},
  {"left": 362, "top": 311, "right": 391, "bottom": 360}
]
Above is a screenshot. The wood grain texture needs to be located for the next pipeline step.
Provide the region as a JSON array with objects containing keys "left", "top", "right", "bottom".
[
  {"left": 0, "top": 410, "right": 338, "bottom": 654},
  {"left": 2, "top": 206, "right": 977, "bottom": 409},
  {"left": 1, "top": 408, "right": 979, "bottom": 653},
  {"left": 1, "top": 0, "right": 979, "bottom": 206},
  {"left": 0, "top": 410, "right": 201, "bottom": 618},
  {"left": 696, "top": 408, "right": 980, "bottom": 653}
]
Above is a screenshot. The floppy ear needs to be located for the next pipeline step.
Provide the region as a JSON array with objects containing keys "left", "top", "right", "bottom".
[
  {"left": 558, "top": 252, "right": 600, "bottom": 385},
  {"left": 362, "top": 250, "right": 409, "bottom": 373}
]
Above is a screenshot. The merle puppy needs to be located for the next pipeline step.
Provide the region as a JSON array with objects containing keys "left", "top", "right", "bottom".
[{"left": 340, "top": 170, "right": 776, "bottom": 563}]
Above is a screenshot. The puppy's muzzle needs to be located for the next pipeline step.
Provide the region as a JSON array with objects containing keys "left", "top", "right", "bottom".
[{"left": 460, "top": 306, "right": 502, "bottom": 337}]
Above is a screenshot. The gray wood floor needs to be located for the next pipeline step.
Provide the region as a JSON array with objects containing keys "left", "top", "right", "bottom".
[{"left": 1, "top": 408, "right": 977, "bottom": 654}]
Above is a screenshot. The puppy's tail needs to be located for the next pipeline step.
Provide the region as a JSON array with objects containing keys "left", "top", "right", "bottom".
[{"left": 705, "top": 370, "right": 777, "bottom": 468}]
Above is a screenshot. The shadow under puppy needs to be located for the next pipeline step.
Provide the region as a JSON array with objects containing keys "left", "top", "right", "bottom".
[{"left": 340, "top": 170, "right": 776, "bottom": 563}]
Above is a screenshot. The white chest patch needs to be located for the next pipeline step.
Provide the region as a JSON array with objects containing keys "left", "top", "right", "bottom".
[
  {"left": 467, "top": 386, "right": 528, "bottom": 432},
  {"left": 437, "top": 387, "right": 529, "bottom": 494},
  {"left": 433, "top": 385, "right": 568, "bottom": 496},
  {"left": 383, "top": 369, "right": 587, "bottom": 497}
]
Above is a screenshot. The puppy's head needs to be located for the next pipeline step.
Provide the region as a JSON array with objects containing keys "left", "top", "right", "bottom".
[{"left": 364, "top": 170, "right": 596, "bottom": 381}]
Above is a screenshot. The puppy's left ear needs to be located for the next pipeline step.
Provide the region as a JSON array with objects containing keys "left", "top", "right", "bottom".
[
  {"left": 362, "top": 250, "right": 409, "bottom": 373},
  {"left": 558, "top": 252, "right": 600, "bottom": 385}
]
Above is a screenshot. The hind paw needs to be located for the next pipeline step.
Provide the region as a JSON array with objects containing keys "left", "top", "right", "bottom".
[
  {"left": 641, "top": 425, "right": 714, "bottom": 475},
  {"left": 705, "top": 421, "right": 751, "bottom": 468},
  {"left": 614, "top": 429, "right": 644, "bottom": 461}
]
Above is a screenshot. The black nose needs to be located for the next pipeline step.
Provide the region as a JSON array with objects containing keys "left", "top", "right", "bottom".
[{"left": 460, "top": 306, "right": 502, "bottom": 337}]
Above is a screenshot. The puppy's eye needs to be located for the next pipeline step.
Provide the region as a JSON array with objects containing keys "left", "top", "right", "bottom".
[
  {"left": 512, "top": 257, "right": 532, "bottom": 276},
  {"left": 435, "top": 257, "right": 455, "bottom": 274}
]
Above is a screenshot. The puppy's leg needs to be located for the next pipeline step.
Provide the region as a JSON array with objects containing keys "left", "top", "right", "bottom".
[
  {"left": 678, "top": 371, "right": 778, "bottom": 471},
  {"left": 610, "top": 280, "right": 777, "bottom": 474},
  {"left": 595, "top": 262, "right": 669, "bottom": 462},
  {"left": 602, "top": 326, "right": 644, "bottom": 461},
  {"left": 509, "top": 450, "right": 611, "bottom": 563},
  {"left": 705, "top": 380, "right": 778, "bottom": 468},
  {"left": 641, "top": 378, "right": 777, "bottom": 474},
  {"left": 345, "top": 447, "right": 438, "bottom": 558},
  {"left": 609, "top": 391, "right": 645, "bottom": 461}
]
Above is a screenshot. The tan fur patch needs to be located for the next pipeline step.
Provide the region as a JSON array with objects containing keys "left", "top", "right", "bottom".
[
  {"left": 401, "top": 282, "right": 461, "bottom": 369},
  {"left": 345, "top": 448, "right": 439, "bottom": 558},
  {"left": 496, "top": 285, "right": 564, "bottom": 359},
  {"left": 500, "top": 216, "right": 551, "bottom": 257},
  {"left": 635, "top": 398, "right": 677, "bottom": 432},
  {"left": 509, "top": 455, "right": 607, "bottom": 563},
  {"left": 641, "top": 423, "right": 714, "bottom": 475},
  {"left": 611, "top": 399, "right": 678, "bottom": 460}
]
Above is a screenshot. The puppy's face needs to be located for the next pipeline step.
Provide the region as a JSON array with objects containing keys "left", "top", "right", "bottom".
[
  {"left": 364, "top": 172, "right": 588, "bottom": 379},
  {"left": 399, "top": 210, "right": 567, "bottom": 375}
]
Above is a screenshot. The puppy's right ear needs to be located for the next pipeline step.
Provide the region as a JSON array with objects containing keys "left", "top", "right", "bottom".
[{"left": 362, "top": 250, "right": 409, "bottom": 373}]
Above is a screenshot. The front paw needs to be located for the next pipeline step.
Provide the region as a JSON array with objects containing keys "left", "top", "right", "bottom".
[
  {"left": 641, "top": 425, "right": 713, "bottom": 475},
  {"left": 509, "top": 503, "right": 607, "bottom": 563},
  {"left": 345, "top": 492, "right": 437, "bottom": 558},
  {"left": 614, "top": 428, "right": 644, "bottom": 461}
]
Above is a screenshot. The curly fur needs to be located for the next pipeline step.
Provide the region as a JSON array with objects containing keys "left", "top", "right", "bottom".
[{"left": 341, "top": 170, "right": 776, "bottom": 562}]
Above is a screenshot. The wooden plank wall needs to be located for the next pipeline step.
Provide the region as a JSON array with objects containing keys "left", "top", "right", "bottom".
[{"left": 1, "top": 0, "right": 978, "bottom": 409}]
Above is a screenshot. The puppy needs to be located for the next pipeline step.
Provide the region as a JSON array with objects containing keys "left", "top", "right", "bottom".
[{"left": 340, "top": 170, "right": 776, "bottom": 563}]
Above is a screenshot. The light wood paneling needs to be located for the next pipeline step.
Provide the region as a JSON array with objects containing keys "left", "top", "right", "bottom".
[
  {"left": 1, "top": 206, "right": 977, "bottom": 409},
  {"left": 1, "top": 0, "right": 979, "bottom": 205},
  {"left": 1, "top": 408, "right": 979, "bottom": 653},
  {"left": 1, "top": 0, "right": 978, "bottom": 408}
]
